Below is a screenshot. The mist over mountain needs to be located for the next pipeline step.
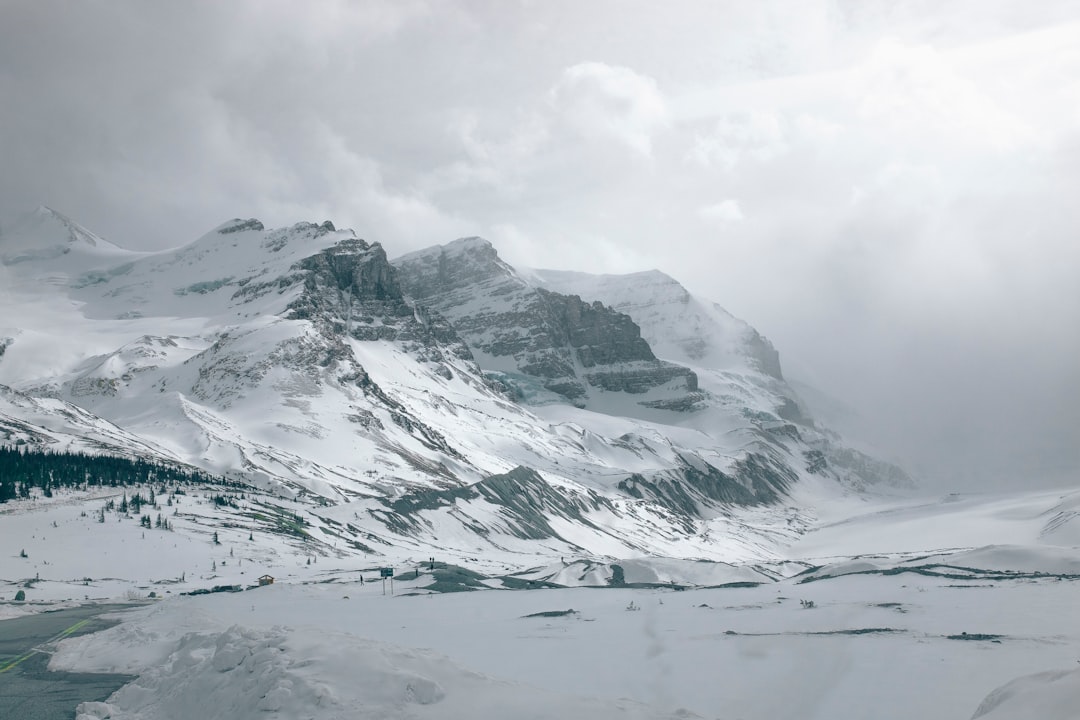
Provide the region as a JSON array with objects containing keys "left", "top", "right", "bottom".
[{"left": 0, "top": 207, "right": 911, "bottom": 565}]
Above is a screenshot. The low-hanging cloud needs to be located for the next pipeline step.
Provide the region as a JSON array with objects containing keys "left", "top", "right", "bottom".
[{"left": 549, "top": 62, "right": 670, "bottom": 156}]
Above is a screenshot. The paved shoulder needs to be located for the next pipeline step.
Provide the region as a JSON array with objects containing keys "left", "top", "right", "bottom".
[{"left": 0, "top": 604, "right": 140, "bottom": 720}]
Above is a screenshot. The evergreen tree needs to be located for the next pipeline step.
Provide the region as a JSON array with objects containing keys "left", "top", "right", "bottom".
[
  {"left": 0, "top": 475, "right": 14, "bottom": 502},
  {"left": 0, "top": 446, "right": 234, "bottom": 502}
]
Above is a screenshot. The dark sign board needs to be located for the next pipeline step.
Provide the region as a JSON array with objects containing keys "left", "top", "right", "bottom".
[{"left": 380, "top": 567, "right": 394, "bottom": 577}]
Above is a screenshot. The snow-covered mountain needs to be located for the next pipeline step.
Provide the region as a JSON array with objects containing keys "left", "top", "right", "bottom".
[{"left": 0, "top": 208, "right": 910, "bottom": 566}]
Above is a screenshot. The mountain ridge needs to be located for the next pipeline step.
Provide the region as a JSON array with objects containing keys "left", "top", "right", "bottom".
[{"left": 0, "top": 210, "right": 912, "bottom": 566}]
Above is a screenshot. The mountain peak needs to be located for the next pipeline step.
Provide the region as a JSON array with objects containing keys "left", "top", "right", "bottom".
[
  {"left": 1, "top": 205, "right": 126, "bottom": 265},
  {"left": 14, "top": 205, "right": 105, "bottom": 245},
  {"left": 396, "top": 236, "right": 497, "bottom": 264},
  {"left": 214, "top": 218, "right": 266, "bottom": 235},
  {"left": 393, "top": 236, "right": 518, "bottom": 300},
  {"left": 30, "top": 205, "right": 73, "bottom": 222},
  {"left": 445, "top": 236, "right": 492, "bottom": 251},
  {"left": 32, "top": 204, "right": 62, "bottom": 219}
]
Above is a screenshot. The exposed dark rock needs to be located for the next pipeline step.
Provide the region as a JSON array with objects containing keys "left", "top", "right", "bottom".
[
  {"left": 217, "top": 218, "right": 265, "bottom": 234},
  {"left": 380, "top": 466, "right": 615, "bottom": 543},
  {"left": 776, "top": 397, "right": 812, "bottom": 425},
  {"left": 745, "top": 330, "right": 784, "bottom": 380},
  {"left": 804, "top": 449, "right": 828, "bottom": 474},
  {"left": 618, "top": 449, "right": 796, "bottom": 522},
  {"left": 529, "top": 268, "right": 787, "bottom": 381},
  {"left": 639, "top": 393, "right": 707, "bottom": 412}
]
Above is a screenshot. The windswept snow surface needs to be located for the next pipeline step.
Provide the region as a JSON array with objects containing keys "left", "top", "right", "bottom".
[
  {"left": 786, "top": 488, "right": 1080, "bottom": 559},
  {"left": 51, "top": 562, "right": 1080, "bottom": 720},
  {"left": 0, "top": 485, "right": 1073, "bottom": 720}
]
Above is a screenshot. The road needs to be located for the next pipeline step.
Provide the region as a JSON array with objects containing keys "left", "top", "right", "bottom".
[{"left": 0, "top": 604, "right": 139, "bottom": 720}]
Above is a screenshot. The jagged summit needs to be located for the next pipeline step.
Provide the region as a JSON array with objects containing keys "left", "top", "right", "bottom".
[
  {"left": 214, "top": 217, "right": 266, "bottom": 234},
  {"left": 397, "top": 235, "right": 494, "bottom": 259},
  {"left": 396, "top": 235, "right": 519, "bottom": 298},
  {"left": 441, "top": 235, "right": 494, "bottom": 254}
]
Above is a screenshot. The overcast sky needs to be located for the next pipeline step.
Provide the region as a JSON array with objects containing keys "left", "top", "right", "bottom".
[{"left": 2, "top": 0, "right": 1078, "bottom": 491}]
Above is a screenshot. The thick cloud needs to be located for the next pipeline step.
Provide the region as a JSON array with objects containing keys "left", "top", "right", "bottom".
[{"left": 1, "top": 0, "right": 1078, "bottom": 490}]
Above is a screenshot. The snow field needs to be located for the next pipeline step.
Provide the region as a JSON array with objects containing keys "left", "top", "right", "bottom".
[
  {"left": 3, "top": 472, "right": 1078, "bottom": 718},
  {"left": 50, "top": 570, "right": 1080, "bottom": 720}
]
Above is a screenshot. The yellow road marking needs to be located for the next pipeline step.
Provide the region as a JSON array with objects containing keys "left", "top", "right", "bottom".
[
  {"left": 0, "top": 618, "right": 92, "bottom": 674},
  {"left": 57, "top": 618, "right": 90, "bottom": 639},
  {"left": 0, "top": 651, "right": 36, "bottom": 674}
]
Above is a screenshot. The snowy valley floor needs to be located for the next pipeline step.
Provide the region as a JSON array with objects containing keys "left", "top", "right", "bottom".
[{"left": 2, "top": 486, "right": 1079, "bottom": 719}]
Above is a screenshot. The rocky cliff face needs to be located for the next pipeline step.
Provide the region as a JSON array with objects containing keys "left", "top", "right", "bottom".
[
  {"left": 287, "top": 235, "right": 475, "bottom": 368},
  {"left": 394, "top": 238, "right": 700, "bottom": 411}
]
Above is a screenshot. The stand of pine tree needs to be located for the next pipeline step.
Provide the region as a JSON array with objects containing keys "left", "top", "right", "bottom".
[{"left": 0, "top": 446, "right": 238, "bottom": 502}]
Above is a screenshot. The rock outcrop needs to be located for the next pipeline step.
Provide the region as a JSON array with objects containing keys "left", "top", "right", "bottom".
[{"left": 287, "top": 236, "right": 474, "bottom": 366}]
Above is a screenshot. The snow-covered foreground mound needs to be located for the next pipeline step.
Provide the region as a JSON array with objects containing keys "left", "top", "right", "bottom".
[
  {"left": 56, "top": 597, "right": 685, "bottom": 720},
  {"left": 972, "top": 667, "right": 1080, "bottom": 720},
  {"left": 62, "top": 629, "right": 679, "bottom": 720}
]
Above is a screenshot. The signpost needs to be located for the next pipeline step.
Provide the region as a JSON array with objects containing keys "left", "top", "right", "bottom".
[{"left": 381, "top": 567, "right": 394, "bottom": 595}]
